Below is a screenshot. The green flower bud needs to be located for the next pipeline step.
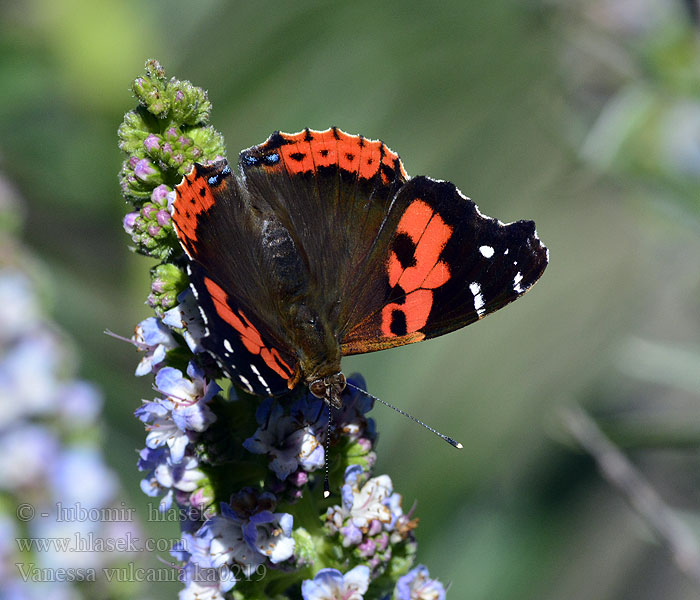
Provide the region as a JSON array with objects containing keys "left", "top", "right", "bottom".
[
  {"left": 188, "top": 125, "right": 226, "bottom": 162},
  {"left": 168, "top": 79, "right": 213, "bottom": 126},
  {"left": 149, "top": 263, "right": 187, "bottom": 314},
  {"left": 132, "top": 60, "right": 170, "bottom": 118}
]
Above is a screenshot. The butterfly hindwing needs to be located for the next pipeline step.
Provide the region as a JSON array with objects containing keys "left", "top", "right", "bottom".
[
  {"left": 340, "top": 176, "right": 548, "bottom": 354},
  {"left": 187, "top": 261, "right": 297, "bottom": 396}
]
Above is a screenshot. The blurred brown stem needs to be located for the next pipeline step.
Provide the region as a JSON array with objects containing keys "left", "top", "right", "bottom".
[{"left": 559, "top": 404, "right": 700, "bottom": 586}]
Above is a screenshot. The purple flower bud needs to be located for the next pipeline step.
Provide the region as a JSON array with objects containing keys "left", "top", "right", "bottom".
[
  {"left": 151, "top": 184, "right": 170, "bottom": 204},
  {"left": 141, "top": 204, "right": 157, "bottom": 219},
  {"left": 368, "top": 519, "right": 382, "bottom": 536},
  {"left": 358, "top": 537, "right": 376, "bottom": 557},
  {"left": 172, "top": 154, "right": 184, "bottom": 165},
  {"left": 190, "top": 487, "right": 214, "bottom": 511},
  {"left": 151, "top": 278, "right": 166, "bottom": 294},
  {"left": 148, "top": 224, "right": 162, "bottom": 237},
  {"left": 191, "top": 147, "right": 203, "bottom": 158},
  {"left": 162, "top": 142, "right": 173, "bottom": 155},
  {"left": 129, "top": 156, "right": 140, "bottom": 168},
  {"left": 175, "top": 90, "right": 185, "bottom": 102},
  {"left": 357, "top": 438, "right": 373, "bottom": 452},
  {"left": 161, "top": 291, "right": 176, "bottom": 309},
  {"left": 123, "top": 212, "right": 139, "bottom": 234},
  {"left": 144, "top": 134, "right": 161, "bottom": 152},
  {"left": 289, "top": 470, "right": 308, "bottom": 487},
  {"left": 134, "top": 158, "right": 157, "bottom": 181},
  {"left": 165, "top": 127, "right": 179, "bottom": 140},
  {"left": 156, "top": 210, "right": 171, "bottom": 226},
  {"left": 125, "top": 174, "right": 138, "bottom": 190}
]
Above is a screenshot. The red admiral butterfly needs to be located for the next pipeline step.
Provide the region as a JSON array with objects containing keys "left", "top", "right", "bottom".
[{"left": 172, "top": 128, "right": 548, "bottom": 409}]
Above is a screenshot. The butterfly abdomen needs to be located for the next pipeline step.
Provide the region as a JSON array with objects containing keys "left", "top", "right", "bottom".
[{"left": 256, "top": 210, "right": 343, "bottom": 384}]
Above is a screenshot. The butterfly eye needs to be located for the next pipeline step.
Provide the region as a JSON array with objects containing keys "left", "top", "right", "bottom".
[
  {"left": 309, "top": 380, "right": 326, "bottom": 398},
  {"left": 330, "top": 372, "right": 346, "bottom": 393}
]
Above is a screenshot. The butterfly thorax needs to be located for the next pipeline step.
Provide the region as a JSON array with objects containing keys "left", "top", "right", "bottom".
[{"left": 258, "top": 211, "right": 343, "bottom": 398}]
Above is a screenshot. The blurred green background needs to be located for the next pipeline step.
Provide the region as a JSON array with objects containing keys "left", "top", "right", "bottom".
[{"left": 2, "top": 0, "right": 700, "bottom": 598}]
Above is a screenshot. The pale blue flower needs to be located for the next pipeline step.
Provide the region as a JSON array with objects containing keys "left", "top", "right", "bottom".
[
  {"left": 175, "top": 531, "right": 237, "bottom": 600},
  {"left": 342, "top": 467, "right": 393, "bottom": 529},
  {"left": 132, "top": 317, "right": 177, "bottom": 376},
  {"left": 54, "top": 381, "right": 102, "bottom": 426},
  {"left": 155, "top": 362, "right": 219, "bottom": 431},
  {"left": 136, "top": 399, "right": 190, "bottom": 463},
  {"left": 382, "top": 491, "right": 404, "bottom": 533},
  {"left": 201, "top": 488, "right": 295, "bottom": 575},
  {"left": 243, "top": 395, "right": 327, "bottom": 480},
  {"left": 50, "top": 446, "right": 118, "bottom": 508},
  {"left": 0, "top": 270, "right": 40, "bottom": 344},
  {"left": 326, "top": 465, "right": 398, "bottom": 550},
  {"left": 138, "top": 446, "right": 204, "bottom": 510},
  {"left": 0, "top": 424, "right": 59, "bottom": 489},
  {"left": 137, "top": 362, "right": 218, "bottom": 462},
  {"left": 0, "top": 331, "right": 61, "bottom": 424},
  {"left": 247, "top": 508, "right": 295, "bottom": 564},
  {"left": 301, "top": 565, "right": 370, "bottom": 600},
  {"left": 395, "top": 565, "right": 446, "bottom": 600}
]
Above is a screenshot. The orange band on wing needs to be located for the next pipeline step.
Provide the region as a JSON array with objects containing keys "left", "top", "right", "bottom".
[
  {"left": 381, "top": 199, "right": 454, "bottom": 337},
  {"left": 251, "top": 128, "right": 408, "bottom": 182},
  {"left": 203, "top": 277, "right": 293, "bottom": 379}
]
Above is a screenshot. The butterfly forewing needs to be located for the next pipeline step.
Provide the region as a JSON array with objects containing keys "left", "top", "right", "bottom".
[{"left": 340, "top": 176, "right": 548, "bottom": 354}]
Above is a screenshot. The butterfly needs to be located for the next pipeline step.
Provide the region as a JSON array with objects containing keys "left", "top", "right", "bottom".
[{"left": 171, "top": 127, "right": 548, "bottom": 408}]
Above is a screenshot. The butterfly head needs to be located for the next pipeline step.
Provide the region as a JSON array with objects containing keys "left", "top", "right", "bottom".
[{"left": 308, "top": 372, "right": 346, "bottom": 409}]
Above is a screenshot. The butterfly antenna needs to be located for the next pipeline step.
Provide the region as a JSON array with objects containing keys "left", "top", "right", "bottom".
[
  {"left": 323, "top": 405, "right": 334, "bottom": 498},
  {"left": 346, "top": 382, "right": 463, "bottom": 449},
  {"left": 104, "top": 328, "right": 143, "bottom": 348}
]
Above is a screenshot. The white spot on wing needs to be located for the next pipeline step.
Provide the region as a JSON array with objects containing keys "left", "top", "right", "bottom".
[
  {"left": 238, "top": 375, "right": 253, "bottom": 393},
  {"left": 469, "top": 282, "right": 486, "bottom": 317},
  {"left": 250, "top": 364, "right": 271, "bottom": 395},
  {"left": 513, "top": 271, "right": 525, "bottom": 293},
  {"left": 479, "top": 245, "right": 495, "bottom": 258},
  {"left": 223, "top": 339, "right": 234, "bottom": 353}
]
